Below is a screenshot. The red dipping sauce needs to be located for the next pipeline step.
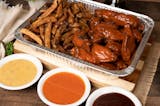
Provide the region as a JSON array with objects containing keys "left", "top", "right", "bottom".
[{"left": 42, "top": 72, "right": 85, "bottom": 105}]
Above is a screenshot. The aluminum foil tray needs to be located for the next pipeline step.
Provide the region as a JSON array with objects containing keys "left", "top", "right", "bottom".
[{"left": 15, "top": 0, "right": 154, "bottom": 77}]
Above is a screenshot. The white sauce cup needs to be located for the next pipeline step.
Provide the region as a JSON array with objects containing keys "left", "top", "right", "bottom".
[
  {"left": 0, "top": 53, "right": 43, "bottom": 90},
  {"left": 37, "top": 68, "right": 91, "bottom": 106}
]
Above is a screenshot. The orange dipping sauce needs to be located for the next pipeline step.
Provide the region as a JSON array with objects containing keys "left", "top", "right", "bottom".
[{"left": 43, "top": 72, "right": 85, "bottom": 105}]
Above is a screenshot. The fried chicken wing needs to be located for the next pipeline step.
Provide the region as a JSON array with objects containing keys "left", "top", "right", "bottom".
[
  {"left": 113, "top": 13, "right": 139, "bottom": 27},
  {"left": 94, "top": 23, "right": 124, "bottom": 41},
  {"left": 95, "top": 9, "right": 115, "bottom": 21},
  {"left": 121, "top": 35, "right": 136, "bottom": 62},
  {"left": 95, "top": 9, "right": 139, "bottom": 27},
  {"left": 71, "top": 47, "right": 96, "bottom": 63},
  {"left": 106, "top": 40, "right": 121, "bottom": 54},
  {"left": 72, "top": 31, "right": 90, "bottom": 52},
  {"left": 92, "top": 44, "right": 117, "bottom": 63}
]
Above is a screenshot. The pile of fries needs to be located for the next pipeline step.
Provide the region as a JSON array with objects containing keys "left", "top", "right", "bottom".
[{"left": 20, "top": 0, "right": 92, "bottom": 54}]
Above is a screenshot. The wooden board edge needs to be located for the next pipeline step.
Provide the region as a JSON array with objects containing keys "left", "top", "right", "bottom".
[{"left": 14, "top": 40, "right": 135, "bottom": 91}]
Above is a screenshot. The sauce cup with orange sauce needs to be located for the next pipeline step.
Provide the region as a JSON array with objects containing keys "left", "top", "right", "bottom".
[{"left": 37, "top": 68, "right": 91, "bottom": 106}]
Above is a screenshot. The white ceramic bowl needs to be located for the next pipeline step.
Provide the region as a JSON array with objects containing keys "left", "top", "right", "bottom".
[
  {"left": 37, "top": 68, "right": 91, "bottom": 106},
  {"left": 0, "top": 53, "right": 43, "bottom": 90},
  {"left": 86, "top": 86, "right": 142, "bottom": 106}
]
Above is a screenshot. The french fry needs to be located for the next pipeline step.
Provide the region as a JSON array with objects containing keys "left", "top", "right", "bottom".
[
  {"left": 30, "top": 27, "right": 40, "bottom": 33},
  {"left": 39, "top": 25, "right": 45, "bottom": 41},
  {"left": 57, "top": 8, "right": 67, "bottom": 24},
  {"left": 55, "top": 3, "right": 63, "bottom": 18},
  {"left": 22, "top": 1, "right": 92, "bottom": 53},
  {"left": 68, "top": 8, "right": 74, "bottom": 18},
  {"left": 20, "top": 28, "right": 43, "bottom": 45},
  {"left": 61, "top": 30, "right": 75, "bottom": 41},
  {"left": 59, "top": 23, "right": 68, "bottom": 34},
  {"left": 32, "top": 16, "right": 56, "bottom": 29},
  {"left": 52, "top": 24, "right": 58, "bottom": 35},
  {"left": 44, "top": 22, "right": 52, "bottom": 48},
  {"left": 68, "top": 8, "right": 74, "bottom": 24},
  {"left": 52, "top": 28, "right": 61, "bottom": 49},
  {"left": 71, "top": 3, "right": 80, "bottom": 15},
  {"left": 39, "top": 0, "right": 58, "bottom": 19}
]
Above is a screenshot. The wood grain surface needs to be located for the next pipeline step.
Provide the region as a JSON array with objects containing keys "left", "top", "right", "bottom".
[
  {"left": 133, "top": 42, "right": 160, "bottom": 105},
  {"left": 146, "top": 21, "right": 160, "bottom": 106}
]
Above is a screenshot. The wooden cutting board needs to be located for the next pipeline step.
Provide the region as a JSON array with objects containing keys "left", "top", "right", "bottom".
[
  {"left": 0, "top": 41, "right": 159, "bottom": 106},
  {"left": 13, "top": 40, "right": 142, "bottom": 91}
]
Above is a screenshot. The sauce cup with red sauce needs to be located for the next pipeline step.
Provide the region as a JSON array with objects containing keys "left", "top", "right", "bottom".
[
  {"left": 37, "top": 68, "right": 91, "bottom": 106},
  {"left": 86, "top": 86, "right": 142, "bottom": 106}
]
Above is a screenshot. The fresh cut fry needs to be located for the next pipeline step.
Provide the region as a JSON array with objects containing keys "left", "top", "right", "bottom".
[
  {"left": 39, "top": 25, "right": 45, "bottom": 41},
  {"left": 39, "top": 0, "right": 58, "bottom": 19},
  {"left": 20, "top": 28, "right": 43, "bottom": 45},
  {"left": 44, "top": 22, "right": 52, "bottom": 48},
  {"left": 32, "top": 16, "right": 56, "bottom": 29}
]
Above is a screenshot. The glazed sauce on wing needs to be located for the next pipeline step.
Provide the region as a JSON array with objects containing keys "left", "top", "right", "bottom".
[
  {"left": 93, "top": 93, "right": 135, "bottom": 106},
  {"left": 43, "top": 72, "right": 85, "bottom": 105}
]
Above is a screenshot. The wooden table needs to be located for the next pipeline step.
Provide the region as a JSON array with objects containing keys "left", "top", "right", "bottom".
[
  {"left": 145, "top": 22, "right": 160, "bottom": 106},
  {"left": 147, "top": 59, "right": 160, "bottom": 106}
]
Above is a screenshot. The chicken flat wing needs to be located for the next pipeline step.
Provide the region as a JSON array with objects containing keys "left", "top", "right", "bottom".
[
  {"left": 95, "top": 9, "right": 115, "bottom": 21},
  {"left": 113, "top": 13, "right": 139, "bottom": 27},
  {"left": 106, "top": 40, "right": 121, "bottom": 54},
  {"left": 71, "top": 47, "right": 96, "bottom": 63},
  {"left": 94, "top": 23, "right": 124, "bottom": 41},
  {"left": 92, "top": 44, "right": 117, "bottom": 63},
  {"left": 72, "top": 31, "right": 91, "bottom": 52},
  {"left": 95, "top": 9, "right": 139, "bottom": 27}
]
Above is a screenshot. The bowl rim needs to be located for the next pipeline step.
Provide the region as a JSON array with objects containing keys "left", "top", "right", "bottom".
[
  {"left": 85, "top": 86, "right": 142, "bottom": 106},
  {"left": 0, "top": 53, "right": 43, "bottom": 90},
  {"left": 37, "top": 67, "right": 91, "bottom": 106}
]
